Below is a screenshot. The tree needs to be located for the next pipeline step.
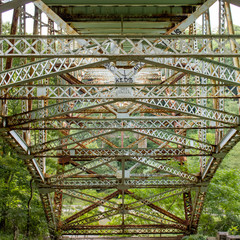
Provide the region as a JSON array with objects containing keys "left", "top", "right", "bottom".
[
  {"left": 0, "top": 137, "right": 48, "bottom": 239},
  {"left": 198, "top": 143, "right": 240, "bottom": 236}
]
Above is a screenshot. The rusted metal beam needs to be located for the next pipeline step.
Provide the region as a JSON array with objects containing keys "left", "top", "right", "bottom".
[
  {"left": 34, "top": 0, "right": 79, "bottom": 35},
  {"left": 5, "top": 8, "right": 19, "bottom": 70},
  {"left": 63, "top": 190, "right": 120, "bottom": 225},
  {"left": 125, "top": 190, "right": 187, "bottom": 225}
]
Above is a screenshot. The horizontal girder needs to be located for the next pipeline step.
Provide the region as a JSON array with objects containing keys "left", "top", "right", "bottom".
[
  {"left": 1, "top": 84, "right": 239, "bottom": 99},
  {"left": 6, "top": 99, "right": 117, "bottom": 126},
  {"left": 6, "top": 118, "right": 229, "bottom": 130},
  {"left": 5, "top": 97, "right": 238, "bottom": 126},
  {"left": 40, "top": 178, "right": 195, "bottom": 189},
  {"left": 33, "top": 148, "right": 208, "bottom": 158},
  {"left": 61, "top": 225, "right": 185, "bottom": 235},
  {"left": 0, "top": 58, "right": 109, "bottom": 89},
  {"left": 1, "top": 35, "right": 240, "bottom": 57},
  {"left": 1, "top": 58, "right": 239, "bottom": 93}
]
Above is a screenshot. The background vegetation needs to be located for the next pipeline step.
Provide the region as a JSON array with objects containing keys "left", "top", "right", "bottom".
[{"left": 1, "top": 137, "right": 240, "bottom": 239}]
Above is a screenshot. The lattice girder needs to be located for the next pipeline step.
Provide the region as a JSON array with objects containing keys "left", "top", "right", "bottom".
[{"left": 0, "top": 0, "right": 240, "bottom": 239}]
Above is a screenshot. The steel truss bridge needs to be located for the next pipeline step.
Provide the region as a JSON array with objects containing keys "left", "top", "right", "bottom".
[{"left": 0, "top": 0, "right": 240, "bottom": 239}]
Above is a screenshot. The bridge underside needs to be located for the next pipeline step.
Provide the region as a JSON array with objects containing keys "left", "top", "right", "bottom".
[{"left": 0, "top": 0, "right": 240, "bottom": 239}]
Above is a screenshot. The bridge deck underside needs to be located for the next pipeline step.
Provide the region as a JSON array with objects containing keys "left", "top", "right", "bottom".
[
  {"left": 0, "top": 0, "right": 239, "bottom": 239},
  {"left": 42, "top": 0, "right": 204, "bottom": 35}
]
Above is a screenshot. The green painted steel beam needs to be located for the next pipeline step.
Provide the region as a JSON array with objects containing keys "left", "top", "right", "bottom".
[
  {"left": 42, "top": 0, "right": 205, "bottom": 5},
  {"left": 69, "top": 21, "right": 173, "bottom": 34},
  {"left": 70, "top": 22, "right": 173, "bottom": 29},
  {"left": 40, "top": 0, "right": 208, "bottom": 35},
  {"left": 69, "top": 29, "right": 168, "bottom": 34},
  {"left": 42, "top": 0, "right": 205, "bottom": 6},
  {"left": 51, "top": 6, "right": 195, "bottom": 16}
]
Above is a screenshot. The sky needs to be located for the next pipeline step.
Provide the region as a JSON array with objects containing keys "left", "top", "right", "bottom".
[
  {"left": 1, "top": 1, "right": 240, "bottom": 33},
  {"left": 204, "top": 2, "right": 240, "bottom": 29}
]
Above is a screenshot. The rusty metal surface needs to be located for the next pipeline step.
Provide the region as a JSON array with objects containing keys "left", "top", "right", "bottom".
[
  {"left": 0, "top": 0, "right": 34, "bottom": 13},
  {"left": 0, "top": 0, "right": 239, "bottom": 239}
]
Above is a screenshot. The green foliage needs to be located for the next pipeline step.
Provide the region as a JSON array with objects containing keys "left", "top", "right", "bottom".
[
  {"left": 221, "top": 142, "right": 240, "bottom": 169},
  {"left": 0, "top": 137, "right": 48, "bottom": 239},
  {"left": 228, "top": 226, "right": 240, "bottom": 235},
  {"left": 198, "top": 165, "right": 240, "bottom": 236},
  {"left": 183, "top": 235, "right": 207, "bottom": 240},
  {"left": 224, "top": 99, "right": 239, "bottom": 115}
]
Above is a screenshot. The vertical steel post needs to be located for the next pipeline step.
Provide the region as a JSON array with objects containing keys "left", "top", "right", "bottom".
[
  {"left": 217, "top": 0, "right": 226, "bottom": 143},
  {"left": 199, "top": 11, "right": 209, "bottom": 172},
  {"left": 225, "top": 2, "right": 240, "bottom": 114},
  {"left": 19, "top": 5, "right": 30, "bottom": 144}
]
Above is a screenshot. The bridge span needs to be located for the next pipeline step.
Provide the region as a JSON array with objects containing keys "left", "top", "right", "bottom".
[{"left": 0, "top": 0, "right": 240, "bottom": 239}]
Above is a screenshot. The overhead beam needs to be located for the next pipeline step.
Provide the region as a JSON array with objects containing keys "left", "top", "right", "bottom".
[
  {"left": 30, "top": 129, "right": 115, "bottom": 154},
  {"left": 130, "top": 156, "right": 198, "bottom": 182},
  {"left": 143, "top": 58, "right": 240, "bottom": 86},
  {"left": 2, "top": 84, "right": 239, "bottom": 100},
  {"left": 1, "top": 35, "right": 240, "bottom": 58},
  {"left": 62, "top": 189, "right": 119, "bottom": 210},
  {"left": 33, "top": 0, "right": 79, "bottom": 35},
  {"left": 7, "top": 118, "right": 228, "bottom": 131},
  {"left": 0, "top": 0, "right": 34, "bottom": 13},
  {"left": 33, "top": 148, "right": 207, "bottom": 158},
  {"left": 166, "top": 0, "right": 217, "bottom": 34},
  {"left": 8, "top": 130, "right": 44, "bottom": 182},
  {"left": 49, "top": 158, "right": 115, "bottom": 184},
  {"left": 0, "top": 58, "right": 109, "bottom": 90},
  {"left": 40, "top": 178, "right": 194, "bottom": 190},
  {"left": 7, "top": 98, "right": 116, "bottom": 126},
  {"left": 125, "top": 190, "right": 186, "bottom": 225},
  {"left": 225, "top": 0, "right": 240, "bottom": 7},
  {"left": 202, "top": 128, "right": 240, "bottom": 180},
  {"left": 132, "top": 129, "right": 214, "bottom": 152},
  {"left": 135, "top": 99, "right": 239, "bottom": 125}
]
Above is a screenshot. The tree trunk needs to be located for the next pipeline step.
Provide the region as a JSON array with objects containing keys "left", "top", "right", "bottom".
[
  {"left": 26, "top": 178, "right": 33, "bottom": 238},
  {"left": 13, "top": 224, "right": 19, "bottom": 240}
]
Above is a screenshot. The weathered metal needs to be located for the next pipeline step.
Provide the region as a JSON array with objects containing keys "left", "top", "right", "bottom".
[
  {"left": 0, "top": 0, "right": 34, "bottom": 13},
  {"left": 1, "top": 35, "right": 240, "bottom": 58},
  {"left": 0, "top": 0, "right": 239, "bottom": 239}
]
